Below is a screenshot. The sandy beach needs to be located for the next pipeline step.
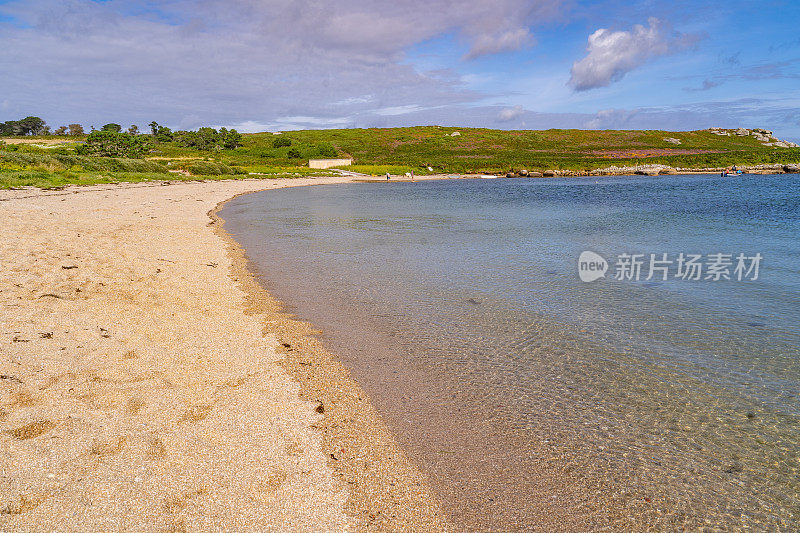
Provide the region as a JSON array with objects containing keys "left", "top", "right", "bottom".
[{"left": 0, "top": 178, "right": 451, "bottom": 532}]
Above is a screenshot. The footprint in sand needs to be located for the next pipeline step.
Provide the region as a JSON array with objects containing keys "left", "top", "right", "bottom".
[
  {"left": 90, "top": 436, "right": 127, "bottom": 456},
  {"left": 125, "top": 397, "right": 146, "bottom": 415},
  {"left": 0, "top": 494, "right": 46, "bottom": 515},
  {"left": 146, "top": 435, "right": 167, "bottom": 459},
  {"left": 5, "top": 420, "right": 56, "bottom": 440},
  {"left": 179, "top": 404, "right": 212, "bottom": 423}
]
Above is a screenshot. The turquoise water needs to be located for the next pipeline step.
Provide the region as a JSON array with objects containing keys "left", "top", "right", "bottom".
[{"left": 221, "top": 174, "right": 800, "bottom": 530}]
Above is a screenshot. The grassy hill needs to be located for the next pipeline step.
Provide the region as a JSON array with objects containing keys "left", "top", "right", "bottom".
[{"left": 2, "top": 126, "right": 799, "bottom": 189}]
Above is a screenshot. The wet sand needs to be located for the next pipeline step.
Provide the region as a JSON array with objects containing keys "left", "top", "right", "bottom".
[{"left": 0, "top": 178, "right": 451, "bottom": 532}]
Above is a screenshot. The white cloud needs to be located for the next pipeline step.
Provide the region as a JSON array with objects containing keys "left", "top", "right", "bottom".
[
  {"left": 496, "top": 105, "right": 525, "bottom": 122},
  {"left": 466, "top": 28, "right": 533, "bottom": 59},
  {"left": 0, "top": 0, "right": 567, "bottom": 129},
  {"left": 569, "top": 18, "right": 695, "bottom": 91}
]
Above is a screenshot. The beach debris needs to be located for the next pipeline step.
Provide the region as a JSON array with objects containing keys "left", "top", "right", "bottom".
[
  {"left": 746, "top": 411, "right": 756, "bottom": 419},
  {"left": 39, "top": 332, "right": 53, "bottom": 339},
  {"left": 37, "top": 293, "right": 64, "bottom": 299},
  {"left": 204, "top": 262, "right": 218, "bottom": 268},
  {"left": 281, "top": 342, "right": 292, "bottom": 350},
  {"left": 61, "top": 265, "right": 78, "bottom": 270},
  {"left": 724, "top": 462, "right": 744, "bottom": 474},
  {"left": 11, "top": 336, "right": 29, "bottom": 343},
  {"left": 315, "top": 401, "right": 325, "bottom": 414},
  {"left": 467, "top": 298, "right": 482, "bottom": 305},
  {"left": 0, "top": 375, "right": 23, "bottom": 384},
  {"left": 427, "top": 166, "right": 433, "bottom": 171}
]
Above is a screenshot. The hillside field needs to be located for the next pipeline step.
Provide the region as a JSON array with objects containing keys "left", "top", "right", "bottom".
[{"left": 2, "top": 126, "right": 799, "bottom": 189}]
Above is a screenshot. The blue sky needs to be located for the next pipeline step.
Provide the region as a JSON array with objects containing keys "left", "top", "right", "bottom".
[{"left": 2, "top": 0, "right": 799, "bottom": 140}]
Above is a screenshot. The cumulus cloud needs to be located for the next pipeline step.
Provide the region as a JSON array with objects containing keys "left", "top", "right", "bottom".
[
  {"left": 496, "top": 105, "right": 525, "bottom": 122},
  {"left": 569, "top": 18, "right": 695, "bottom": 91},
  {"left": 0, "top": 0, "right": 568, "bottom": 130}
]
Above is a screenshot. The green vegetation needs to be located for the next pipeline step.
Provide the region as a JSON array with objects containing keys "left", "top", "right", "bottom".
[
  {"left": 255, "top": 126, "right": 800, "bottom": 173},
  {"left": 173, "top": 127, "right": 242, "bottom": 151},
  {"left": 2, "top": 124, "right": 799, "bottom": 189},
  {"left": 77, "top": 131, "right": 153, "bottom": 158},
  {"left": 1, "top": 116, "right": 48, "bottom": 136}
]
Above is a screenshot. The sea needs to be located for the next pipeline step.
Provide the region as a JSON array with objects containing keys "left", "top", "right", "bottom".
[{"left": 219, "top": 174, "right": 800, "bottom": 531}]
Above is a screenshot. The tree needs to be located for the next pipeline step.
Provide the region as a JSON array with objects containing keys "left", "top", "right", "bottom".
[
  {"left": 272, "top": 136, "right": 292, "bottom": 148},
  {"left": 0, "top": 116, "right": 47, "bottom": 136},
  {"left": 68, "top": 124, "right": 85, "bottom": 136},
  {"left": 173, "top": 127, "right": 242, "bottom": 151},
  {"left": 128, "top": 125, "right": 139, "bottom": 135},
  {"left": 76, "top": 130, "right": 153, "bottom": 158},
  {"left": 219, "top": 128, "right": 242, "bottom": 149},
  {"left": 54, "top": 126, "right": 68, "bottom": 135},
  {"left": 19, "top": 116, "right": 47, "bottom": 135},
  {"left": 101, "top": 123, "right": 122, "bottom": 132}
]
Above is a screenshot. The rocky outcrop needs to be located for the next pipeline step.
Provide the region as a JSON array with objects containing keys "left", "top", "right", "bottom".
[
  {"left": 663, "top": 137, "right": 681, "bottom": 145},
  {"left": 783, "top": 165, "right": 800, "bottom": 174},
  {"left": 765, "top": 140, "right": 800, "bottom": 148}
]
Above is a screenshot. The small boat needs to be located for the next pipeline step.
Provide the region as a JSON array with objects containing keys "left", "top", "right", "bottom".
[{"left": 721, "top": 169, "right": 743, "bottom": 177}]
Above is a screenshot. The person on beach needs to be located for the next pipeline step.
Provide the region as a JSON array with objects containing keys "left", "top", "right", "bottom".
[
  {"left": 411, "top": 170, "right": 414, "bottom": 181},
  {"left": 386, "top": 172, "right": 390, "bottom": 180}
]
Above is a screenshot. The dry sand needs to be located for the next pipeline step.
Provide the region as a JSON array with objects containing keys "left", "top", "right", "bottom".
[{"left": 0, "top": 178, "right": 452, "bottom": 532}]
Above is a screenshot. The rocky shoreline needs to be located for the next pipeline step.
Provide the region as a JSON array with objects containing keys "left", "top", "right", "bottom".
[{"left": 505, "top": 163, "right": 800, "bottom": 178}]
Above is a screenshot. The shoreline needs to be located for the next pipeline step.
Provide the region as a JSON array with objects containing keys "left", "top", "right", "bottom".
[
  {"left": 0, "top": 177, "right": 451, "bottom": 531},
  {"left": 209, "top": 185, "right": 453, "bottom": 532}
]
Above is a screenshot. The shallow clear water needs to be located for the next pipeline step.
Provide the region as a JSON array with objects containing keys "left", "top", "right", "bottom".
[{"left": 221, "top": 174, "right": 800, "bottom": 530}]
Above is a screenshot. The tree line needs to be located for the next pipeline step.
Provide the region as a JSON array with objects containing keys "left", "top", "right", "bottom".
[{"left": 2, "top": 116, "right": 242, "bottom": 158}]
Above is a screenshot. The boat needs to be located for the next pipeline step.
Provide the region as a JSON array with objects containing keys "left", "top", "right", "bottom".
[{"left": 721, "top": 169, "right": 743, "bottom": 177}]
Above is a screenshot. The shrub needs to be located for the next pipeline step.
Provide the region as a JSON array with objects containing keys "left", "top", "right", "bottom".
[
  {"left": 316, "top": 142, "right": 338, "bottom": 158},
  {"left": 272, "top": 136, "right": 292, "bottom": 148},
  {"left": 183, "top": 161, "right": 242, "bottom": 175},
  {"left": 75, "top": 131, "right": 153, "bottom": 158},
  {"left": 287, "top": 148, "right": 301, "bottom": 159}
]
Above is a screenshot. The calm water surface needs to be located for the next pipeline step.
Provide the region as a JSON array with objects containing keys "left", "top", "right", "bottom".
[{"left": 221, "top": 174, "right": 800, "bottom": 531}]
